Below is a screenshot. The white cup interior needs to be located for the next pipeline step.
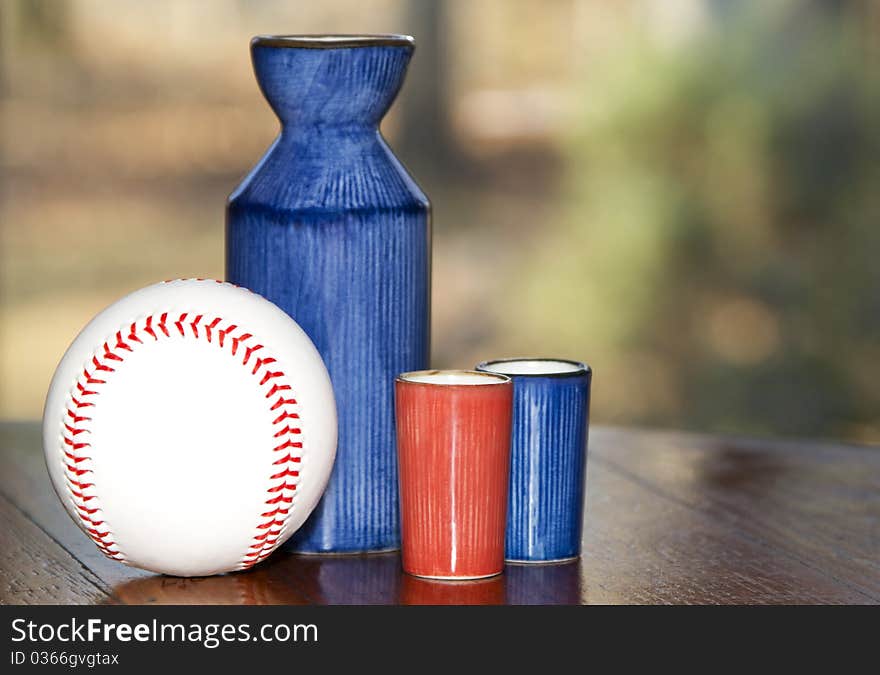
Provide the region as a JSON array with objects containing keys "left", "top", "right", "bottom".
[
  {"left": 399, "top": 370, "right": 509, "bottom": 386},
  {"left": 480, "top": 359, "right": 585, "bottom": 376}
]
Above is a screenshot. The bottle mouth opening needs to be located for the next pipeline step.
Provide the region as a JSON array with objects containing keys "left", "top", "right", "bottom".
[{"left": 252, "top": 34, "right": 415, "bottom": 50}]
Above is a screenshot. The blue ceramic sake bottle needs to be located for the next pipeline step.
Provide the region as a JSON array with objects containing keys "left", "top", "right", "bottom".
[{"left": 226, "top": 35, "right": 430, "bottom": 553}]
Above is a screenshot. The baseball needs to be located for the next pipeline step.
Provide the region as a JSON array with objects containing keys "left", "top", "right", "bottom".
[{"left": 42, "top": 279, "right": 337, "bottom": 577}]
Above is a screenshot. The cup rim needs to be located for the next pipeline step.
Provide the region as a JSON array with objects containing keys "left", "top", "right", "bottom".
[
  {"left": 476, "top": 358, "right": 591, "bottom": 378},
  {"left": 396, "top": 369, "right": 511, "bottom": 386},
  {"left": 252, "top": 34, "right": 415, "bottom": 50}
]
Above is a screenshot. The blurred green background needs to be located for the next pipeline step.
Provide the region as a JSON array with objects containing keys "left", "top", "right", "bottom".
[{"left": 1, "top": 0, "right": 878, "bottom": 443}]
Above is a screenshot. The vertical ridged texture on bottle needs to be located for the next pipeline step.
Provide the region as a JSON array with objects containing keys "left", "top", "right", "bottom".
[
  {"left": 226, "top": 40, "right": 430, "bottom": 552},
  {"left": 478, "top": 366, "right": 591, "bottom": 562},
  {"left": 395, "top": 379, "right": 512, "bottom": 579}
]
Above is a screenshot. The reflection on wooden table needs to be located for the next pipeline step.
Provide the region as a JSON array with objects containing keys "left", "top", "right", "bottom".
[
  {"left": 2, "top": 423, "right": 877, "bottom": 604},
  {"left": 109, "top": 552, "right": 583, "bottom": 605}
]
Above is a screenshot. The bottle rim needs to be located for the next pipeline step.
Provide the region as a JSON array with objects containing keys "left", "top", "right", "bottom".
[{"left": 252, "top": 34, "right": 415, "bottom": 50}]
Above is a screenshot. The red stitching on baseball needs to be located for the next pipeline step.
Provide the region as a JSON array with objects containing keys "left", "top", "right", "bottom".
[
  {"left": 260, "top": 370, "right": 283, "bottom": 386},
  {"left": 252, "top": 356, "right": 275, "bottom": 375},
  {"left": 60, "top": 292, "right": 303, "bottom": 569},
  {"left": 76, "top": 382, "right": 97, "bottom": 397},
  {"left": 66, "top": 409, "right": 90, "bottom": 423},
  {"left": 230, "top": 333, "right": 250, "bottom": 356},
  {"left": 272, "top": 439, "right": 303, "bottom": 453},
  {"left": 243, "top": 344, "right": 263, "bottom": 366},
  {"left": 71, "top": 397, "right": 94, "bottom": 410},
  {"left": 264, "top": 494, "right": 293, "bottom": 505},
  {"left": 92, "top": 356, "right": 113, "bottom": 373},
  {"left": 128, "top": 322, "right": 142, "bottom": 344},
  {"left": 205, "top": 317, "right": 221, "bottom": 343},
  {"left": 102, "top": 343, "right": 123, "bottom": 362},
  {"left": 114, "top": 331, "right": 132, "bottom": 352},
  {"left": 270, "top": 396, "right": 297, "bottom": 411},
  {"left": 266, "top": 383, "right": 291, "bottom": 399},
  {"left": 190, "top": 314, "right": 203, "bottom": 338},
  {"left": 218, "top": 324, "right": 236, "bottom": 348},
  {"left": 144, "top": 316, "right": 157, "bottom": 340},
  {"left": 270, "top": 468, "right": 299, "bottom": 480},
  {"left": 83, "top": 369, "right": 105, "bottom": 385}
]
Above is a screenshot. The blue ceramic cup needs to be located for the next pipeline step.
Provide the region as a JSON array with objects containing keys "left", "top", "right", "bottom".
[{"left": 475, "top": 358, "right": 591, "bottom": 563}]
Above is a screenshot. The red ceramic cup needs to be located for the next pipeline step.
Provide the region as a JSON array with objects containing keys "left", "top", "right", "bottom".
[{"left": 395, "top": 370, "right": 513, "bottom": 579}]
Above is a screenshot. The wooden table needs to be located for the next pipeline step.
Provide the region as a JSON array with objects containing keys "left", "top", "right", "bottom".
[{"left": 1, "top": 422, "right": 877, "bottom": 605}]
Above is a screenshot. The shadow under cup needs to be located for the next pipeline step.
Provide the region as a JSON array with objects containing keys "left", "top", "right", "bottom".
[
  {"left": 395, "top": 370, "right": 513, "bottom": 579},
  {"left": 476, "top": 358, "right": 591, "bottom": 564}
]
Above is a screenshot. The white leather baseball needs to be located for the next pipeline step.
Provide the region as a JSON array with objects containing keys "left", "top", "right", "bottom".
[{"left": 42, "top": 279, "right": 337, "bottom": 577}]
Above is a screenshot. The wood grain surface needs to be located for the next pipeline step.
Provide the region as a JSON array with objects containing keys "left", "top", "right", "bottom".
[{"left": 1, "top": 422, "right": 877, "bottom": 605}]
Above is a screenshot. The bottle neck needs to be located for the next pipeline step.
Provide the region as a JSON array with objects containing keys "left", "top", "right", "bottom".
[
  {"left": 273, "top": 123, "right": 386, "bottom": 161},
  {"left": 280, "top": 120, "right": 379, "bottom": 135},
  {"left": 252, "top": 44, "right": 412, "bottom": 132}
]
